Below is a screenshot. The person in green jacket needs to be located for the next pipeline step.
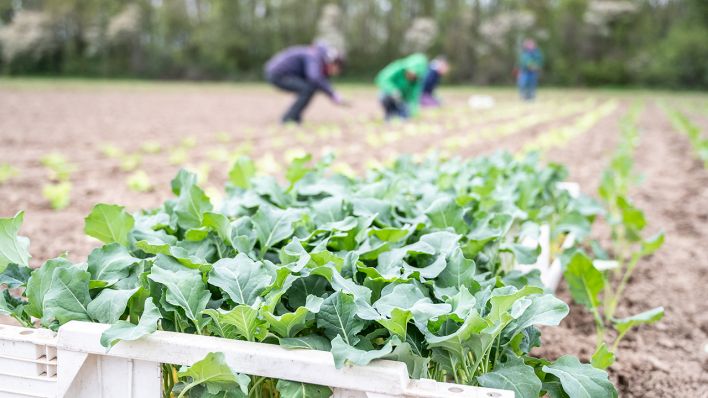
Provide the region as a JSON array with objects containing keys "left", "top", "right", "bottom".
[{"left": 375, "top": 53, "right": 429, "bottom": 120}]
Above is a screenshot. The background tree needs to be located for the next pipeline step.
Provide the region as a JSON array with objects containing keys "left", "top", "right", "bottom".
[{"left": 0, "top": 0, "right": 704, "bottom": 88}]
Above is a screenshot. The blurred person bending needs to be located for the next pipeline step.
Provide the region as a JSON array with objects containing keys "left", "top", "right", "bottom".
[
  {"left": 265, "top": 43, "right": 346, "bottom": 124},
  {"left": 375, "top": 53, "right": 429, "bottom": 121}
]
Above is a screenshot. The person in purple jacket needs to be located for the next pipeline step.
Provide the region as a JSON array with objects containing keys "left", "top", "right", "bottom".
[{"left": 265, "top": 43, "right": 346, "bottom": 124}]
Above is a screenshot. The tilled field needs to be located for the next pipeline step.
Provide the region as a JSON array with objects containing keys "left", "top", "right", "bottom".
[{"left": 1, "top": 81, "right": 706, "bottom": 396}]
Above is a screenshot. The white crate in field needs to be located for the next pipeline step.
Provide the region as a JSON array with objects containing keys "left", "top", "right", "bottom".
[
  {"left": 0, "top": 324, "right": 57, "bottom": 398},
  {"left": 0, "top": 321, "right": 512, "bottom": 398}
]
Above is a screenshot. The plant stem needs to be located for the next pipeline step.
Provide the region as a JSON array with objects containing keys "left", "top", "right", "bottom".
[
  {"left": 607, "top": 252, "right": 641, "bottom": 320},
  {"left": 249, "top": 376, "right": 267, "bottom": 398}
]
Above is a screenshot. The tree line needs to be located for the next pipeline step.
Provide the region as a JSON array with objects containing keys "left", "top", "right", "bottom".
[{"left": 0, "top": 0, "right": 706, "bottom": 88}]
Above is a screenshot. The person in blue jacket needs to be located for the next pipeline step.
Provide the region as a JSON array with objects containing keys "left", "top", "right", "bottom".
[
  {"left": 420, "top": 56, "right": 450, "bottom": 107},
  {"left": 517, "top": 39, "right": 543, "bottom": 101},
  {"left": 265, "top": 43, "right": 346, "bottom": 124}
]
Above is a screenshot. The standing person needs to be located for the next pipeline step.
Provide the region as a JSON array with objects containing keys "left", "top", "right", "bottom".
[
  {"left": 375, "top": 53, "right": 429, "bottom": 121},
  {"left": 265, "top": 43, "right": 346, "bottom": 124},
  {"left": 420, "top": 56, "right": 450, "bottom": 107},
  {"left": 517, "top": 39, "right": 543, "bottom": 101}
]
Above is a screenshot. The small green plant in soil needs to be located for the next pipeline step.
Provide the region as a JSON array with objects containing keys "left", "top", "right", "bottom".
[
  {"left": 126, "top": 170, "right": 153, "bottom": 192},
  {"left": 0, "top": 163, "right": 19, "bottom": 184},
  {"left": 40, "top": 152, "right": 75, "bottom": 182}
]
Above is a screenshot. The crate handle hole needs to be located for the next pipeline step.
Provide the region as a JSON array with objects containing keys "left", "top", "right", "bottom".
[
  {"left": 486, "top": 393, "right": 502, "bottom": 397},
  {"left": 20, "top": 330, "right": 34, "bottom": 335},
  {"left": 448, "top": 387, "right": 464, "bottom": 393}
]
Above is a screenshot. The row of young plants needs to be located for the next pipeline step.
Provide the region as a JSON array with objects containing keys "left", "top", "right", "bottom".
[
  {"left": 665, "top": 107, "right": 707, "bottom": 168},
  {"left": 2, "top": 152, "right": 616, "bottom": 398},
  {"left": 439, "top": 100, "right": 598, "bottom": 152},
  {"left": 520, "top": 101, "right": 618, "bottom": 154},
  {"left": 563, "top": 104, "right": 665, "bottom": 369}
]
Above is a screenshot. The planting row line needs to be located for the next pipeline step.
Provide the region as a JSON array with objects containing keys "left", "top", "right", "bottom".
[{"left": 663, "top": 105, "right": 707, "bottom": 168}]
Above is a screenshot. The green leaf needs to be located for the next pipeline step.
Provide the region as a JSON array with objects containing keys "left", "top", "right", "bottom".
[
  {"left": 500, "top": 242, "right": 541, "bottom": 265},
  {"left": 278, "top": 335, "right": 331, "bottom": 351},
  {"left": 252, "top": 205, "right": 301, "bottom": 252},
  {"left": 148, "top": 263, "right": 211, "bottom": 322},
  {"left": 612, "top": 306, "right": 664, "bottom": 335},
  {"left": 84, "top": 204, "right": 135, "bottom": 246},
  {"left": 542, "top": 355, "right": 617, "bottom": 398},
  {"left": 228, "top": 157, "right": 256, "bottom": 189},
  {"left": 330, "top": 335, "right": 394, "bottom": 368},
  {"left": 383, "top": 340, "right": 431, "bottom": 379},
  {"left": 0, "top": 263, "right": 31, "bottom": 287},
  {"left": 563, "top": 252, "right": 604, "bottom": 310},
  {"left": 208, "top": 253, "right": 272, "bottom": 305},
  {"left": 204, "top": 305, "right": 267, "bottom": 342},
  {"left": 285, "top": 154, "right": 313, "bottom": 186},
  {"left": 0, "top": 290, "right": 30, "bottom": 325},
  {"left": 477, "top": 355, "right": 542, "bottom": 398},
  {"left": 100, "top": 297, "right": 161, "bottom": 348},
  {"left": 427, "top": 312, "right": 488, "bottom": 359},
  {"left": 172, "top": 170, "right": 213, "bottom": 230},
  {"left": 424, "top": 197, "right": 467, "bottom": 233},
  {"left": 436, "top": 248, "right": 477, "bottom": 289},
  {"left": 376, "top": 308, "right": 413, "bottom": 340},
  {"left": 368, "top": 227, "right": 410, "bottom": 243},
  {"left": 262, "top": 303, "right": 314, "bottom": 338},
  {"left": 591, "top": 343, "right": 615, "bottom": 370},
  {"left": 25, "top": 257, "right": 73, "bottom": 318},
  {"left": 316, "top": 292, "right": 365, "bottom": 345},
  {"left": 43, "top": 266, "right": 92, "bottom": 324},
  {"left": 276, "top": 379, "right": 331, "bottom": 398},
  {"left": 510, "top": 294, "right": 569, "bottom": 334},
  {"left": 177, "top": 352, "right": 250, "bottom": 398},
  {"left": 640, "top": 231, "right": 664, "bottom": 257},
  {"left": 202, "top": 212, "right": 234, "bottom": 246},
  {"left": 0, "top": 211, "right": 30, "bottom": 271},
  {"left": 488, "top": 285, "right": 543, "bottom": 323},
  {"left": 87, "top": 287, "right": 140, "bottom": 324},
  {"left": 87, "top": 243, "right": 141, "bottom": 286}
]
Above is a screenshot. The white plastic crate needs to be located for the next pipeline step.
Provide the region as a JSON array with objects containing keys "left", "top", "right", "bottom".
[
  {"left": 0, "top": 324, "right": 57, "bottom": 398},
  {"left": 0, "top": 321, "right": 512, "bottom": 398}
]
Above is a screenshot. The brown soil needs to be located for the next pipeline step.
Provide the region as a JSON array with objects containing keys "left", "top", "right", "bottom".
[{"left": 1, "top": 82, "right": 707, "bottom": 396}]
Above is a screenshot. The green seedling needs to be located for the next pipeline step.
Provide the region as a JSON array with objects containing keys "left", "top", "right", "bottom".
[
  {"left": 100, "top": 144, "right": 123, "bottom": 159},
  {"left": 141, "top": 141, "right": 162, "bottom": 154},
  {"left": 127, "top": 170, "right": 152, "bottom": 192},
  {"left": 0, "top": 163, "right": 19, "bottom": 184},
  {"left": 42, "top": 181, "right": 71, "bottom": 210},
  {"left": 120, "top": 153, "right": 142, "bottom": 172},
  {"left": 40, "top": 153, "right": 76, "bottom": 182},
  {"left": 169, "top": 147, "right": 188, "bottom": 166}
]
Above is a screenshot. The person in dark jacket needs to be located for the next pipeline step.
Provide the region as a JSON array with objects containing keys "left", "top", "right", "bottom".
[
  {"left": 265, "top": 43, "right": 346, "bottom": 124},
  {"left": 420, "top": 56, "right": 450, "bottom": 107},
  {"left": 517, "top": 39, "right": 543, "bottom": 101}
]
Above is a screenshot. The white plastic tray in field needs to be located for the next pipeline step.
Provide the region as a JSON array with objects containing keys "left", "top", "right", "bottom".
[
  {"left": 0, "top": 324, "right": 57, "bottom": 398},
  {"left": 0, "top": 321, "right": 512, "bottom": 398},
  {"left": 515, "top": 182, "right": 580, "bottom": 292}
]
